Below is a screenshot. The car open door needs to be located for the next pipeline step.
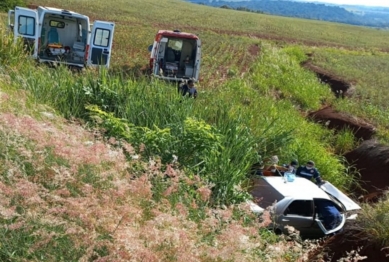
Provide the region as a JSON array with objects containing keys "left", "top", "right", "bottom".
[
  {"left": 194, "top": 39, "right": 201, "bottom": 81},
  {"left": 320, "top": 182, "right": 361, "bottom": 211},
  {"left": 277, "top": 199, "right": 322, "bottom": 237},
  {"left": 315, "top": 214, "right": 346, "bottom": 235},
  {"left": 152, "top": 37, "right": 168, "bottom": 76},
  {"left": 87, "top": 21, "right": 115, "bottom": 68},
  {"left": 13, "top": 7, "right": 39, "bottom": 57}
]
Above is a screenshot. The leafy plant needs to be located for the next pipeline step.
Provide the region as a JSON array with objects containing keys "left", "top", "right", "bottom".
[
  {"left": 333, "top": 127, "right": 358, "bottom": 155},
  {"left": 0, "top": 0, "right": 26, "bottom": 12}
]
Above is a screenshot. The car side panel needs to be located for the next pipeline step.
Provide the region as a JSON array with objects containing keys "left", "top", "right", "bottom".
[{"left": 275, "top": 198, "right": 324, "bottom": 238}]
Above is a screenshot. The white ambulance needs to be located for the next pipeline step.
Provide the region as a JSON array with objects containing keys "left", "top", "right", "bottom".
[
  {"left": 148, "top": 30, "right": 201, "bottom": 82},
  {"left": 8, "top": 5, "right": 115, "bottom": 68}
]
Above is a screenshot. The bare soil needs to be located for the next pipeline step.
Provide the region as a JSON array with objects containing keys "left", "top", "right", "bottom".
[
  {"left": 344, "top": 140, "right": 389, "bottom": 201},
  {"left": 302, "top": 61, "right": 356, "bottom": 98},
  {"left": 307, "top": 106, "right": 376, "bottom": 141},
  {"left": 308, "top": 222, "right": 389, "bottom": 261}
]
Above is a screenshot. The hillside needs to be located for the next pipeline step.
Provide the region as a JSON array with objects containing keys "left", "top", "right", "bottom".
[
  {"left": 2, "top": 86, "right": 303, "bottom": 261},
  {"left": 186, "top": 0, "right": 389, "bottom": 27},
  {"left": 1, "top": 0, "right": 389, "bottom": 260}
]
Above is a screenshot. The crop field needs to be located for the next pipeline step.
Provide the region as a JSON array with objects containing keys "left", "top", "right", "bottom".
[
  {"left": 2, "top": 0, "right": 389, "bottom": 260},
  {"left": 23, "top": 0, "right": 389, "bottom": 135},
  {"left": 22, "top": 0, "right": 389, "bottom": 78},
  {"left": 0, "top": 0, "right": 386, "bottom": 165},
  {"left": 1, "top": 0, "right": 389, "bottom": 177}
]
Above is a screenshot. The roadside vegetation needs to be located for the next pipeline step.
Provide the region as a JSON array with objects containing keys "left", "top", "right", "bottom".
[
  {"left": 358, "top": 192, "right": 389, "bottom": 247},
  {"left": 1, "top": 0, "right": 389, "bottom": 260},
  {"left": 0, "top": 0, "right": 26, "bottom": 12},
  {"left": 0, "top": 39, "right": 316, "bottom": 261}
]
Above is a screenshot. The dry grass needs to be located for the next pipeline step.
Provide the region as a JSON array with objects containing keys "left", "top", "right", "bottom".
[{"left": 0, "top": 84, "right": 315, "bottom": 261}]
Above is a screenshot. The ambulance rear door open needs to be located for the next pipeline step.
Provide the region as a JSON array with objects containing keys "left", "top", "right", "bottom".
[
  {"left": 87, "top": 20, "right": 115, "bottom": 68},
  {"left": 10, "top": 7, "right": 39, "bottom": 57}
]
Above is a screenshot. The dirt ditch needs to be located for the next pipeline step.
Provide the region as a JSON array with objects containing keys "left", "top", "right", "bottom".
[
  {"left": 303, "top": 61, "right": 389, "bottom": 261},
  {"left": 307, "top": 221, "right": 389, "bottom": 261}
]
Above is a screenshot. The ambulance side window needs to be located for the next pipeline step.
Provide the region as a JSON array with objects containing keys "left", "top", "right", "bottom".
[
  {"left": 18, "top": 16, "right": 35, "bottom": 36},
  {"left": 93, "top": 28, "right": 110, "bottom": 47}
]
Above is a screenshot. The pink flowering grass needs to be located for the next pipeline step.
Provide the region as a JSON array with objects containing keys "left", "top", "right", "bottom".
[{"left": 0, "top": 92, "right": 314, "bottom": 261}]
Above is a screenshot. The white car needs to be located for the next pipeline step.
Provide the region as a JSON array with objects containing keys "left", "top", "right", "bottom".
[{"left": 249, "top": 176, "right": 361, "bottom": 238}]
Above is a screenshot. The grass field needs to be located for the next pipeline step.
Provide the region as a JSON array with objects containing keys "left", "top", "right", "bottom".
[
  {"left": 26, "top": 0, "right": 389, "bottom": 140},
  {"left": 1, "top": 0, "right": 389, "bottom": 260}
]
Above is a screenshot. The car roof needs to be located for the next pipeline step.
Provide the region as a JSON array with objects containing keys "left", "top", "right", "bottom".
[
  {"left": 38, "top": 6, "right": 88, "bottom": 19},
  {"left": 260, "top": 176, "right": 331, "bottom": 200}
]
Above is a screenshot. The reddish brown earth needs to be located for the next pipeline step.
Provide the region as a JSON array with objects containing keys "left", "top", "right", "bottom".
[
  {"left": 344, "top": 140, "right": 389, "bottom": 201},
  {"left": 248, "top": 44, "right": 260, "bottom": 56},
  {"left": 303, "top": 63, "right": 389, "bottom": 261},
  {"left": 307, "top": 106, "right": 376, "bottom": 141},
  {"left": 302, "top": 61, "right": 356, "bottom": 98},
  {"left": 308, "top": 222, "right": 389, "bottom": 261}
]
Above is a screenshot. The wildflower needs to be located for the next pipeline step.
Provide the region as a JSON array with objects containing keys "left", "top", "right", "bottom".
[
  {"left": 165, "top": 164, "right": 178, "bottom": 178},
  {"left": 197, "top": 186, "right": 212, "bottom": 202}
]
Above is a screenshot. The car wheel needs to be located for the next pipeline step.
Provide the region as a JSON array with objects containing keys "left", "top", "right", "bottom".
[{"left": 274, "top": 228, "right": 282, "bottom": 235}]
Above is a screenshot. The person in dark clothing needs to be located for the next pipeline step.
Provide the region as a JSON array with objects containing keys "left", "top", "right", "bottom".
[
  {"left": 296, "top": 160, "right": 323, "bottom": 185},
  {"left": 315, "top": 199, "right": 343, "bottom": 230},
  {"left": 283, "top": 159, "right": 299, "bottom": 174},
  {"left": 180, "top": 79, "right": 197, "bottom": 98}
]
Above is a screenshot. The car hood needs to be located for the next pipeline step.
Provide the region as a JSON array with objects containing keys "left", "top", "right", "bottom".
[{"left": 320, "top": 181, "right": 361, "bottom": 211}]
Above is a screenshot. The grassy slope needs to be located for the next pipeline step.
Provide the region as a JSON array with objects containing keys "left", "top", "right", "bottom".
[
  {"left": 32, "top": 0, "right": 389, "bottom": 140},
  {"left": 0, "top": 59, "right": 309, "bottom": 261},
  {"left": 1, "top": 0, "right": 389, "bottom": 260}
]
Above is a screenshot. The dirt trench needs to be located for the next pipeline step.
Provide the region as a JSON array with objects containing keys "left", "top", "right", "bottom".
[
  {"left": 307, "top": 221, "right": 389, "bottom": 261},
  {"left": 302, "top": 61, "right": 389, "bottom": 261}
]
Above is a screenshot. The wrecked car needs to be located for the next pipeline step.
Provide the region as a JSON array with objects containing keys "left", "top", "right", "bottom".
[{"left": 249, "top": 176, "right": 361, "bottom": 238}]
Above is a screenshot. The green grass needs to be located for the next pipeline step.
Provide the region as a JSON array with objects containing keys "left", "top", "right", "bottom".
[
  {"left": 358, "top": 193, "right": 389, "bottom": 247},
  {"left": 1, "top": 0, "right": 389, "bottom": 259},
  {"left": 307, "top": 48, "right": 389, "bottom": 141},
  {"left": 1, "top": 9, "right": 357, "bottom": 196},
  {"left": 18, "top": 0, "right": 389, "bottom": 143}
]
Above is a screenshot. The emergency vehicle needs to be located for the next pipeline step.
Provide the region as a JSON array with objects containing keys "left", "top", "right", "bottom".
[
  {"left": 8, "top": 5, "right": 115, "bottom": 68},
  {"left": 148, "top": 30, "right": 201, "bottom": 82}
]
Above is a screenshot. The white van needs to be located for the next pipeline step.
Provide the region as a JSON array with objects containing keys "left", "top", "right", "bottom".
[
  {"left": 8, "top": 6, "right": 115, "bottom": 68},
  {"left": 148, "top": 30, "right": 201, "bottom": 82}
]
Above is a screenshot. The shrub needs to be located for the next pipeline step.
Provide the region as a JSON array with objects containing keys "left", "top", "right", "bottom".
[{"left": 0, "top": 0, "right": 26, "bottom": 12}]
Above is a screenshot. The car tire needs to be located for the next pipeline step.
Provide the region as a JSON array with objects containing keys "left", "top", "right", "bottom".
[{"left": 274, "top": 228, "right": 282, "bottom": 235}]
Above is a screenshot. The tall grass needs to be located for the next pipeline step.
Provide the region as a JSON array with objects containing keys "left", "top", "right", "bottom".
[
  {"left": 357, "top": 193, "right": 389, "bottom": 247},
  {"left": 333, "top": 127, "right": 358, "bottom": 155},
  {"left": 0, "top": 100, "right": 307, "bottom": 261},
  {"left": 3, "top": 0, "right": 389, "bottom": 140},
  {"left": 1, "top": 27, "right": 356, "bottom": 203},
  {"left": 1, "top": 0, "right": 387, "bottom": 258}
]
